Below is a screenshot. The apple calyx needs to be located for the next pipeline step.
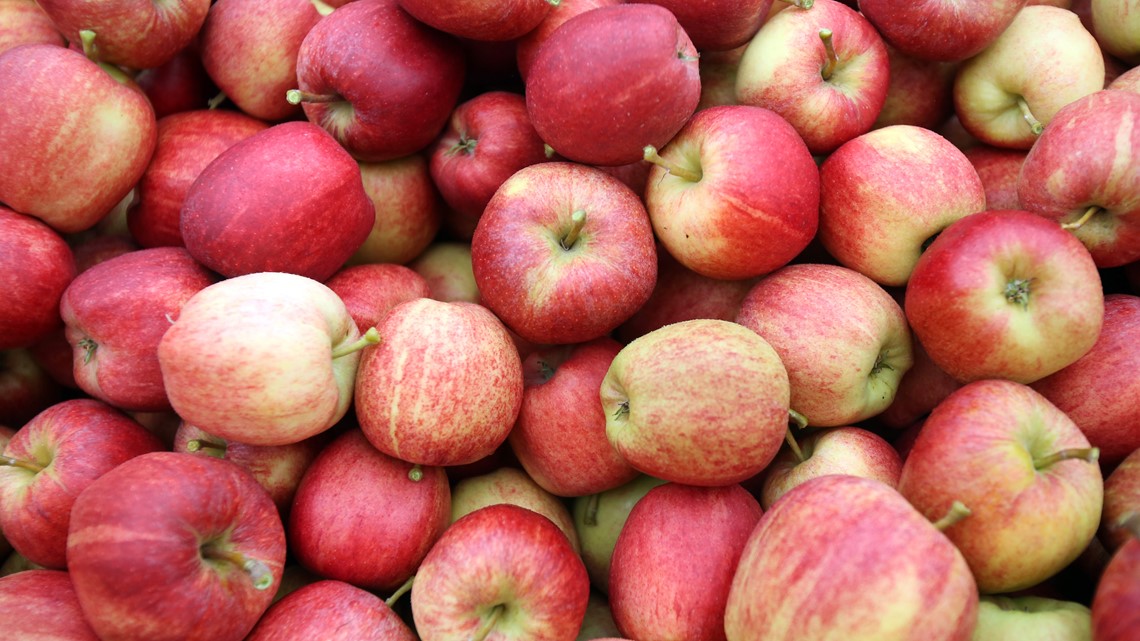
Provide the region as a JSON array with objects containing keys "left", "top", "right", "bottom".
[
  {"left": 186, "top": 439, "right": 228, "bottom": 458},
  {"left": 1003, "top": 278, "right": 1033, "bottom": 310},
  {"left": 199, "top": 544, "right": 274, "bottom": 590},
  {"left": 310, "top": 0, "right": 335, "bottom": 17},
  {"left": 285, "top": 89, "right": 344, "bottom": 106},
  {"left": 408, "top": 464, "right": 423, "bottom": 482},
  {"left": 931, "top": 500, "right": 971, "bottom": 531},
  {"left": 0, "top": 455, "right": 44, "bottom": 474},
  {"left": 331, "top": 327, "right": 381, "bottom": 359},
  {"left": 78, "top": 337, "right": 98, "bottom": 364},
  {"left": 1061, "top": 205, "right": 1103, "bottom": 231},
  {"left": 784, "top": 427, "right": 807, "bottom": 463},
  {"left": 819, "top": 29, "right": 839, "bottom": 81},
  {"left": 560, "top": 210, "right": 588, "bottom": 250},
  {"left": 1032, "top": 446, "right": 1099, "bottom": 470},
  {"left": 472, "top": 604, "right": 506, "bottom": 641},
  {"left": 446, "top": 135, "right": 477, "bottom": 157},
  {"left": 385, "top": 575, "right": 415, "bottom": 608},
  {"left": 1016, "top": 97, "right": 1045, "bottom": 136},
  {"left": 779, "top": 0, "right": 815, "bottom": 8},
  {"left": 642, "top": 145, "right": 702, "bottom": 183},
  {"left": 870, "top": 351, "right": 894, "bottom": 377}
]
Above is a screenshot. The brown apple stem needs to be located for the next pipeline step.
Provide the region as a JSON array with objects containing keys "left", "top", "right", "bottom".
[
  {"left": 818, "top": 29, "right": 838, "bottom": 81},
  {"left": 471, "top": 604, "right": 505, "bottom": 641},
  {"left": 407, "top": 464, "right": 424, "bottom": 482},
  {"left": 207, "top": 91, "right": 227, "bottom": 110},
  {"left": 78, "top": 29, "right": 99, "bottom": 63},
  {"left": 1033, "top": 447, "right": 1099, "bottom": 470},
  {"left": 1061, "top": 205, "right": 1102, "bottom": 231},
  {"left": 788, "top": 408, "right": 809, "bottom": 430},
  {"left": 560, "top": 210, "right": 587, "bottom": 250},
  {"left": 642, "top": 145, "right": 702, "bottom": 182},
  {"left": 186, "top": 439, "right": 228, "bottom": 457},
  {"left": 285, "top": 89, "right": 343, "bottom": 105},
  {"left": 583, "top": 492, "right": 601, "bottom": 526},
  {"left": 0, "top": 455, "right": 44, "bottom": 473},
  {"left": 778, "top": 0, "right": 815, "bottom": 7},
  {"left": 931, "top": 500, "right": 971, "bottom": 531},
  {"left": 784, "top": 428, "right": 807, "bottom": 463},
  {"left": 78, "top": 337, "right": 98, "bottom": 364},
  {"left": 1116, "top": 512, "right": 1140, "bottom": 540},
  {"left": 331, "top": 327, "right": 381, "bottom": 359},
  {"left": 200, "top": 545, "right": 274, "bottom": 590},
  {"left": 309, "top": 0, "right": 335, "bottom": 16},
  {"left": 1016, "top": 97, "right": 1045, "bottom": 135},
  {"left": 384, "top": 575, "right": 415, "bottom": 608}
]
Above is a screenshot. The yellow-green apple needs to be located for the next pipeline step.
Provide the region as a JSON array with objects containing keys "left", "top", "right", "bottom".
[
  {"left": 290, "top": 0, "right": 466, "bottom": 162},
  {"left": 410, "top": 503, "right": 591, "bottom": 641},
  {"left": 0, "top": 0, "right": 63, "bottom": 54},
  {"left": 288, "top": 429, "right": 450, "bottom": 591},
  {"left": 697, "top": 45, "right": 747, "bottom": 111},
  {"left": 350, "top": 154, "right": 444, "bottom": 266},
  {"left": 1101, "top": 448, "right": 1140, "bottom": 550},
  {"left": 157, "top": 271, "right": 368, "bottom": 446},
  {"left": 1017, "top": 90, "right": 1140, "bottom": 268},
  {"left": 471, "top": 162, "right": 657, "bottom": 345},
  {"left": 724, "top": 475, "right": 978, "bottom": 641},
  {"left": 642, "top": 104, "right": 820, "bottom": 281},
  {"left": 198, "top": 0, "right": 322, "bottom": 121},
  {"left": 450, "top": 466, "right": 581, "bottom": 554},
  {"left": 0, "top": 207, "right": 75, "bottom": 350},
  {"left": 600, "top": 319, "right": 791, "bottom": 486},
  {"left": 429, "top": 91, "right": 549, "bottom": 225},
  {"left": 0, "top": 398, "right": 164, "bottom": 568},
  {"left": 525, "top": 3, "right": 700, "bottom": 166},
  {"left": 873, "top": 44, "right": 958, "bottom": 130},
  {"left": 128, "top": 109, "right": 269, "bottom": 248},
  {"left": 324, "top": 263, "right": 431, "bottom": 334},
  {"left": 133, "top": 46, "right": 216, "bottom": 119},
  {"left": 818, "top": 124, "right": 987, "bottom": 286},
  {"left": 898, "top": 380, "right": 1104, "bottom": 593},
  {"left": 515, "top": 0, "right": 621, "bottom": 81},
  {"left": 858, "top": 0, "right": 1027, "bottom": 62},
  {"left": 0, "top": 44, "right": 157, "bottom": 234},
  {"left": 67, "top": 451, "right": 286, "bottom": 641},
  {"left": 355, "top": 298, "right": 523, "bottom": 466},
  {"left": 632, "top": 0, "right": 772, "bottom": 52},
  {"left": 905, "top": 209, "right": 1104, "bottom": 384},
  {"left": 1092, "top": 0, "right": 1140, "bottom": 63},
  {"left": 509, "top": 338, "right": 638, "bottom": 497},
  {"left": 609, "top": 483, "right": 763, "bottom": 641},
  {"left": 409, "top": 241, "right": 481, "bottom": 303},
  {"left": 735, "top": 0, "right": 890, "bottom": 155},
  {"left": 573, "top": 474, "right": 668, "bottom": 593},
  {"left": 952, "top": 5, "right": 1104, "bottom": 150},
  {"left": 1090, "top": 514, "right": 1140, "bottom": 641},
  {"left": 964, "top": 145, "right": 1027, "bottom": 210},
  {"left": 1031, "top": 295, "right": 1140, "bottom": 467},
  {"left": 0, "top": 349, "right": 63, "bottom": 427},
  {"left": 878, "top": 336, "right": 962, "bottom": 430},
  {"left": 577, "top": 592, "right": 623, "bottom": 641},
  {"left": 760, "top": 426, "right": 903, "bottom": 509},
  {"left": 972, "top": 596, "right": 1092, "bottom": 641},
  {"left": 60, "top": 247, "right": 217, "bottom": 412},
  {"left": 180, "top": 121, "right": 374, "bottom": 281},
  {"left": 736, "top": 263, "right": 914, "bottom": 427},
  {"left": 398, "top": 0, "right": 555, "bottom": 41},
  {"left": 0, "top": 570, "right": 99, "bottom": 640},
  {"left": 246, "top": 579, "right": 417, "bottom": 641}
]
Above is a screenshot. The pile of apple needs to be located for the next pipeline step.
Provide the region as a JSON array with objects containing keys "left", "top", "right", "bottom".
[{"left": 2, "top": 0, "right": 1140, "bottom": 639}]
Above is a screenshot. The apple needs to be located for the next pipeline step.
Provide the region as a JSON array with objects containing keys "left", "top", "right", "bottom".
[
  {"left": 133, "top": 46, "right": 217, "bottom": 119},
  {"left": 398, "top": 0, "right": 555, "bottom": 41},
  {"left": 642, "top": 104, "right": 820, "bottom": 281},
  {"left": 0, "top": 43, "right": 157, "bottom": 234},
  {"left": 450, "top": 466, "right": 581, "bottom": 554},
  {"left": 873, "top": 44, "right": 958, "bottom": 130},
  {"left": 0, "top": 348, "right": 63, "bottom": 427},
  {"left": 878, "top": 335, "right": 963, "bottom": 430},
  {"left": 525, "top": 3, "right": 700, "bottom": 166},
  {"left": 0, "top": 569, "right": 99, "bottom": 640},
  {"left": 0, "top": 0, "right": 63, "bottom": 54},
  {"left": 471, "top": 162, "right": 657, "bottom": 345},
  {"left": 760, "top": 426, "right": 904, "bottom": 509},
  {"left": 572, "top": 474, "right": 668, "bottom": 594},
  {"left": 964, "top": 145, "right": 1027, "bottom": 211},
  {"left": 600, "top": 319, "right": 791, "bottom": 486},
  {"left": 1102, "top": 447, "right": 1140, "bottom": 550},
  {"left": 1108, "top": 64, "right": 1140, "bottom": 93},
  {"left": 350, "top": 154, "right": 444, "bottom": 266},
  {"left": 324, "top": 263, "right": 431, "bottom": 335},
  {"left": 246, "top": 579, "right": 417, "bottom": 641},
  {"left": 515, "top": 0, "right": 621, "bottom": 81},
  {"left": 1092, "top": 0, "right": 1140, "bottom": 63},
  {"left": 858, "top": 0, "right": 1027, "bottom": 62},
  {"left": 696, "top": 45, "right": 747, "bottom": 111},
  {"left": 0, "top": 206, "right": 75, "bottom": 350},
  {"left": 736, "top": 263, "right": 914, "bottom": 427},
  {"left": 70, "top": 234, "right": 139, "bottom": 273},
  {"left": 411, "top": 503, "right": 591, "bottom": 641},
  {"left": 724, "top": 474, "right": 978, "bottom": 641},
  {"left": 609, "top": 483, "right": 763, "bottom": 641},
  {"left": 289, "top": 428, "right": 451, "bottom": 592},
  {"left": 905, "top": 209, "right": 1104, "bottom": 384},
  {"left": 158, "top": 271, "right": 368, "bottom": 447},
  {"left": 576, "top": 591, "right": 623, "bottom": 641},
  {"left": 408, "top": 241, "right": 482, "bottom": 303},
  {"left": 1090, "top": 514, "right": 1140, "bottom": 641},
  {"left": 735, "top": 0, "right": 891, "bottom": 155},
  {"left": 972, "top": 595, "right": 1093, "bottom": 641},
  {"left": 818, "top": 124, "right": 987, "bottom": 286},
  {"left": 632, "top": 0, "right": 772, "bottom": 52},
  {"left": 67, "top": 451, "right": 287, "bottom": 641}
]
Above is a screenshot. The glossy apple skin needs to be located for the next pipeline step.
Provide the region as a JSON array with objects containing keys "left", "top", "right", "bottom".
[
  {"left": 610, "top": 483, "right": 763, "bottom": 641},
  {"left": 760, "top": 427, "right": 903, "bottom": 509},
  {"left": 398, "top": 0, "right": 553, "bottom": 41},
  {"left": 878, "top": 336, "right": 962, "bottom": 430},
  {"left": 0, "top": 398, "right": 165, "bottom": 568},
  {"left": 0, "top": 569, "right": 99, "bottom": 640},
  {"left": 516, "top": 0, "right": 621, "bottom": 81},
  {"left": 725, "top": 475, "right": 978, "bottom": 641},
  {"left": 411, "top": 504, "right": 591, "bottom": 641},
  {"left": 636, "top": 0, "right": 771, "bottom": 52},
  {"left": 129, "top": 109, "right": 269, "bottom": 248},
  {"left": 0, "top": 207, "right": 76, "bottom": 350},
  {"left": 451, "top": 467, "right": 581, "bottom": 554},
  {"left": 246, "top": 579, "right": 417, "bottom": 641},
  {"left": 471, "top": 162, "right": 657, "bottom": 345},
  {"left": 964, "top": 145, "right": 1026, "bottom": 211},
  {"left": 873, "top": 44, "right": 958, "bottom": 130},
  {"left": 134, "top": 46, "right": 217, "bottom": 119},
  {"left": 0, "top": 0, "right": 64, "bottom": 54},
  {"left": 905, "top": 210, "right": 1104, "bottom": 384},
  {"left": 525, "top": 4, "right": 700, "bottom": 166},
  {"left": 1091, "top": 535, "right": 1140, "bottom": 641},
  {"left": 899, "top": 380, "right": 1104, "bottom": 594},
  {"left": 0, "top": 44, "right": 157, "bottom": 234},
  {"left": 324, "top": 263, "right": 431, "bottom": 335},
  {"left": 350, "top": 154, "right": 444, "bottom": 266},
  {"left": 1101, "top": 448, "right": 1140, "bottom": 550},
  {"left": 1017, "top": 90, "right": 1140, "bottom": 268},
  {"left": 573, "top": 474, "right": 668, "bottom": 594},
  {"left": 181, "top": 121, "right": 375, "bottom": 281},
  {"left": 289, "top": 429, "right": 450, "bottom": 592},
  {"left": 859, "top": 0, "right": 1027, "bottom": 62}
]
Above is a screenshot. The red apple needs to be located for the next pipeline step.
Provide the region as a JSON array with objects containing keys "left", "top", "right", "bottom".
[
  {"left": 0, "top": 206, "right": 75, "bottom": 350},
  {"left": 350, "top": 154, "right": 444, "bottom": 266},
  {"left": 859, "top": 0, "right": 1028, "bottom": 62},
  {"left": 0, "top": 569, "right": 99, "bottom": 640},
  {"left": 246, "top": 579, "right": 417, "bottom": 641},
  {"left": 873, "top": 44, "right": 958, "bottom": 130},
  {"left": 397, "top": 0, "right": 555, "bottom": 41},
  {"left": 515, "top": 0, "right": 621, "bottom": 81},
  {"left": 450, "top": 466, "right": 581, "bottom": 554},
  {"left": 696, "top": 45, "right": 747, "bottom": 111},
  {"left": 878, "top": 335, "right": 963, "bottom": 430},
  {"left": 1101, "top": 447, "right": 1140, "bottom": 550},
  {"left": 133, "top": 46, "right": 217, "bottom": 119},
  {"left": 0, "top": 0, "right": 64, "bottom": 54},
  {"left": 964, "top": 145, "right": 1027, "bottom": 211},
  {"left": 324, "top": 263, "right": 431, "bottom": 335},
  {"left": 760, "top": 426, "right": 903, "bottom": 509},
  {"left": 1108, "top": 64, "right": 1140, "bottom": 93},
  {"left": 573, "top": 474, "right": 669, "bottom": 594},
  {"left": 1091, "top": 515, "right": 1140, "bottom": 641},
  {"left": 632, "top": 0, "right": 772, "bottom": 52},
  {"left": 70, "top": 233, "right": 139, "bottom": 273},
  {"left": 0, "top": 348, "right": 63, "bottom": 428}
]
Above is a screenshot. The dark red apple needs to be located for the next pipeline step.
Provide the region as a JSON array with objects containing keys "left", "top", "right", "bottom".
[
  {"left": 324, "top": 263, "right": 431, "bottom": 335},
  {"left": 246, "top": 579, "right": 417, "bottom": 641},
  {"left": 0, "top": 569, "right": 99, "bottom": 640},
  {"left": 0, "top": 206, "right": 75, "bottom": 350}
]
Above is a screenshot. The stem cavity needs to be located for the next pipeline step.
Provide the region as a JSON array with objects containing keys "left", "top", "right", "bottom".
[
  {"left": 560, "top": 210, "right": 587, "bottom": 250},
  {"left": 642, "top": 145, "right": 702, "bottom": 182},
  {"left": 1033, "top": 447, "right": 1099, "bottom": 470},
  {"left": 1061, "top": 205, "right": 1102, "bottom": 231},
  {"left": 1017, "top": 97, "right": 1045, "bottom": 135},
  {"left": 78, "top": 338, "right": 98, "bottom": 364},
  {"left": 472, "top": 604, "right": 506, "bottom": 641},
  {"left": 200, "top": 545, "right": 274, "bottom": 590},
  {"left": 932, "top": 501, "right": 971, "bottom": 531},
  {"left": 819, "top": 29, "right": 838, "bottom": 81},
  {"left": 0, "top": 455, "right": 44, "bottom": 473},
  {"left": 285, "top": 89, "right": 343, "bottom": 105}
]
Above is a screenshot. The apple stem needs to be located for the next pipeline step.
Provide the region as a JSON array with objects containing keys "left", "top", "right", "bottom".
[
  {"left": 560, "top": 210, "right": 587, "bottom": 250},
  {"left": 931, "top": 500, "right": 971, "bottom": 531},
  {"left": 0, "top": 455, "right": 44, "bottom": 473},
  {"left": 200, "top": 545, "right": 274, "bottom": 590},
  {"left": 788, "top": 408, "right": 809, "bottom": 430},
  {"left": 286, "top": 89, "right": 343, "bottom": 105},
  {"left": 1116, "top": 512, "right": 1140, "bottom": 540},
  {"left": 310, "top": 0, "right": 335, "bottom": 16},
  {"left": 544, "top": 144, "right": 556, "bottom": 159},
  {"left": 408, "top": 464, "right": 424, "bottom": 482},
  {"left": 78, "top": 337, "right": 98, "bottom": 364},
  {"left": 384, "top": 575, "right": 414, "bottom": 608},
  {"left": 331, "top": 327, "right": 381, "bottom": 359},
  {"left": 471, "top": 604, "right": 505, "bottom": 641},
  {"left": 778, "top": 0, "right": 815, "bottom": 8},
  {"left": 583, "top": 492, "right": 600, "bottom": 526},
  {"left": 784, "top": 427, "right": 807, "bottom": 463},
  {"left": 207, "top": 91, "right": 227, "bottom": 110},
  {"left": 78, "top": 29, "right": 99, "bottom": 63},
  {"left": 186, "top": 439, "right": 227, "bottom": 457},
  {"left": 1033, "top": 447, "right": 1099, "bottom": 470},
  {"left": 819, "top": 29, "right": 838, "bottom": 81},
  {"left": 1061, "top": 205, "right": 1102, "bottom": 231},
  {"left": 547, "top": 0, "right": 562, "bottom": 6},
  {"left": 1016, "top": 97, "right": 1045, "bottom": 135},
  {"left": 642, "top": 145, "right": 702, "bottom": 182}
]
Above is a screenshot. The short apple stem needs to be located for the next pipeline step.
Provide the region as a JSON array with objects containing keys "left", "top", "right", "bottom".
[
  {"left": 788, "top": 408, "right": 809, "bottom": 430},
  {"left": 331, "top": 327, "right": 381, "bottom": 359},
  {"left": 583, "top": 492, "right": 601, "bottom": 526},
  {"left": 1116, "top": 512, "right": 1140, "bottom": 540},
  {"left": 784, "top": 427, "right": 807, "bottom": 463},
  {"left": 407, "top": 464, "right": 423, "bottom": 482},
  {"left": 1033, "top": 447, "right": 1099, "bottom": 470},
  {"left": 778, "top": 0, "right": 814, "bottom": 8},
  {"left": 200, "top": 545, "right": 274, "bottom": 590},
  {"left": 642, "top": 145, "right": 702, "bottom": 182},
  {"left": 207, "top": 91, "right": 227, "bottom": 110},
  {"left": 931, "top": 500, "right": 971, "bottom": 531},
  {"left": 0, "top": 455, "right": 44, "bottom": 473},
  {"left": 544, "top": 144, "right": 556, "bottom": 159},
  {"left": 78, "top": 337, "right": 98, "bottom": 364},
  {"left": 560, "top": 210, "right": 587, "bottom": 250},
  {"left": 285, "top": 89, "right": 343, "bottom": 105},
  {"left": 472, "top": 604, "right": 505, "bottom": 641},
  {"left": 310, "top": 0, "right": 335, "bottom": 16},
  {"left": 186, "top": 439, "right": 227, "bottom": 457},
  {"left": 447, "top": 135, "right": 477, "bottom": 156},
  {"left": 1061, "top": 205, "right": 1102, "bottom": 231},
  {"left": 1016, "top": 97, "right": 1045, "bottom": 135},
  {"left": 384, "top": 575, "right": 414, "bottom": 608},
  {"left": 819, "top": 29, "right": 838, "bottom": 81},
  {"left": 78, "top": 29, "right": 99, "bottom": 63}
]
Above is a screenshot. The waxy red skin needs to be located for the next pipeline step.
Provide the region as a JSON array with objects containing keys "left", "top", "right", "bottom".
[
  {"left": 134, "top": 47, "right": 217, "bottom": 119},
  {"left": 1090, "top": 533, "right": 1140, "bottom": 640},
  {"left": 0, "top": 570, "right": 100, "bottom": 640},
  {"left": 246, "top": 579, "right": 417, "bottom": 641},
  {"left": 180, "top": 121, "right": 375, "bottom": 281},
  {"left": 634, "top": 0, "right": 772, "bottom": 52},
  {"left": 859, "top": 0, "right": 1027, "bottom": 62},
  {"left": 324, "top": 263, "right": 432, "bottom": 335},
  {"left": 0, "top": 0, "right": 64, "bottom": 54},
  {"left": 1100, "top": 448, "right": 1140, "bottom": 551},
  {"left": 964, "top": 145, "right": 1026, "bottom": 211},
  {"left": 0, "top": 207, "right": 76, "bottom": 350},
  {"left": 398, "top": 0, "right": 553, "bottom": 41},
  {"left": 516, "top": 0, "right": 621, "bottom": 81},
  {"left": 610, "top": 483, "right": 763, "bottom": 641},
  {"left": 288, "top": 429, "right": 451, "bottom": 592},
  {"left": 724, "top": 475, "right": 978, "bottom": 641},
  {"left": 760, "top": 427, "right": 904, "bottom": 510},
  {"left": 68, "top": 452, "right": 287, "bottom": 641},
  {"left": 873, "top": 44, "right": 957, "bottom": 130}
]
